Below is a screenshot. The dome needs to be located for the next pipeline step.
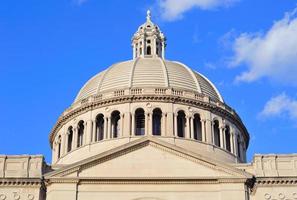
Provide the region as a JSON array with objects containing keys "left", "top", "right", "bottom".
[{"left": 74, "top": 57, "right": 223, "bottom": 104}]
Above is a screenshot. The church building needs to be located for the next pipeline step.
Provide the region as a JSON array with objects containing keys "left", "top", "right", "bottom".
[{"left": 0, "top": 11, "right": 296, "bottom": 200}]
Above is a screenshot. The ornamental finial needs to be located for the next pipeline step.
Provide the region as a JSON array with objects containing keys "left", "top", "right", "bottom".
[{"left": 146, "top": 10, "right": 151, "bottom": 21}]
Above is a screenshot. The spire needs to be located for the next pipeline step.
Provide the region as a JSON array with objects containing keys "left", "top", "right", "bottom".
[
  {"left": 146, "top": 10, "right": 151, "bottom": 21},
  {"left": 131, "top": 10, "right": 166, "bottom": 59}
]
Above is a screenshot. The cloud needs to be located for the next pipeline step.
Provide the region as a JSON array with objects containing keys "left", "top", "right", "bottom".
[
  {"left": 157, "top": 0, "right": 238, "bottom": 21},
  {"left": 230, "top": 8, "right": 297, "bottom": 85},
  {"left": 259, "top": 93, "right": 297, "bottom": 120}
]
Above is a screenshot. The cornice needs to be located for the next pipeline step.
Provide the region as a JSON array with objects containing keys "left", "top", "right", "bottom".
[
  {"left": 49, "top": 95, "right": 249, "bottom": 147},
  {"left": 0, "top": 178, "right": 43, "bottom": 187}
]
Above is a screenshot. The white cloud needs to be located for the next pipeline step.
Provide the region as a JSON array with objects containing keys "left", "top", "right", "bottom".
[
  {"left": 157, "top": 0, "right": 238, "bottom": 21},
  {"left": 230, "top": 8, "right": 297, "bottom": 85},
  {"left": 259, "top": 93, "right": 297, "bottom": 120}
]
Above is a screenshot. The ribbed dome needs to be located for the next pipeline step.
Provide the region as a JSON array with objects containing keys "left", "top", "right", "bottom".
[{"left": 74, "top": 57, "right": 223, "bottom": 103}]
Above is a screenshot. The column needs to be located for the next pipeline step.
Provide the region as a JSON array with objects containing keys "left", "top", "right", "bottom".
[
  {"left": 133, "top": 43, "right": 136, "bottom": 59},
  {"left": 162, "top": 113, "right": 166, "bottom": 136},
  {"left": 233, "top": 133, "right": 238, "bottom": 156},
  {"left": 166, "top": 112, "right": 174, "bottom": 137},
  {"left": 61, "top": 132, "right": 67, "bottom": 156},
  {"left": 219, "top": 126, "right": 225, "bottom": 149},
  {"left": 124, "top": 112, "right": 131, "bottom": 137},
  {"left": 190, "top": 117, "right": 194, "bottom": 139},
  {"left": 72, "top": 125, "right": 77, "bottom": 149},
  {"left": 201, "top": 119, "right": 206, "bottom": 142},
  {"left": 104, "top": 117, "right": 108, "bottom": 140},
  {"left": 86, "top": 120, "right": 93, "bottom": 144},
  {"left": 185, "top": 116, "right": 190, "bottom": 139},
  {"left": 174, "top": 113, "right": 178, "bottom": 137},
  {"left": 107, "top": 116, "right": 111, "bottom": 139},
  {"left": 149, "top": 112, "right": 153, "bottom": 135},
  {"left": 144, "top": 112, "right": 148, "bottom": 135},
  {"left": 121, "top": 113, "right": 125, "bottom": 137},
  {"left": 131, "top": 113, "right": 135, "bottom": 136},
  {"left": 230, "top": 132, "right": 234, "bottom": 154},
  {"left": 162, "top": 43, "right": 165, "bottom": 59},
  {"left": 92, "top": 120, "right": 97, "bottom": 142},
  {"left": 205, "top": 119, "right": 212, "bottom": 144}
]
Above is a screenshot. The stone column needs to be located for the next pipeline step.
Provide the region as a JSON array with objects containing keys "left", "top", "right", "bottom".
[
  {"left": 92, "top": 120, "right": 97, "bottom": 142},
  {"left": 133, "top": 43, "right": 136, "bottom": 59},
  {"left": 174, "top": 113, "right": 178, "bottom": 137},
  {"left": 149, "top": 112, "right": 153, "bottom": 135},
  {"left": 205, "top": 119, "right": 212, "bottom": 144},
  {"left": 234, "top": 133, "right": 238, "bottom": 157},
  {"left": 145, "top": 112, "right": 149, "bottom": 135},
  {"left": 72, "top": 125, "right": 78, "bottom": 149},
  {"left": 104, "top": 117, "right": 108, "bottom": 140},
  {"left": 121, "top": 113, "right": 125, "bottom": 137},
  {"left": 166, "top": 112, "right": 174, "bottom": 137},
  {"left": 201, "top": 119, "right": 206, "bottom": 142},
  {"left": 190, "top": 117, "right": 194, "bottom": 139},
  {"left": 162, "top": 113, "right": 166, "bottom": 136},
  {"left": 162, "top": 43, "right": 165, "bottom": 59},
  {"left": 107, "top": 116, "right": 111, "bottom": 139},
  {"left": 124, "top": 112, "right": 131, "bottom": 137},
  {"left": 185, "top": 116, "right": 190, "bottom": 139},
  {"left": 230, "top": 131, "right": 234, "bottom": 154},
  {"left": 131, "top": 113, "right": 135, "bottom": 136},
  {"left": 86, "top": 120, "right": 93, "bottom": 144},
  {"left": 219, "top": 126, "right": 225, "bottom": 149},
  {"left": 61, "top": 132, "right": 67, "bottom": 156}
]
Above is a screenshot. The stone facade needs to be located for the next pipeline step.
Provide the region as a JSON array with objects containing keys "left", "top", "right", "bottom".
[{"left": 1, "top": 11, "right": 296, "bottom": 200}]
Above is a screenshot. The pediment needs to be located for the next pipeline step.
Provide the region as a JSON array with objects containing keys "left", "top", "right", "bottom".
[{"left": 45, "top": 137, "right": 251, "bottom": 180}]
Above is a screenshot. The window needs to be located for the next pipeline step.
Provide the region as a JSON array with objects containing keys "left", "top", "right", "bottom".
[
  {"left": 177, "top": 111, "right": 186, "bottom": 137},
  {"left": 152, "top": 108, "right": 162, "bottom": 136},
  {"left": 111, "top": 111, "right": 121, "bottom": 138},
  {"left": 237, "top": 137, "right": 241, "bottom": 158},
  {"left": 225, "top": 126, "right": 231, "bottom": 152},
  {"left": 213, "top": 120, "right": 220, "bottom": 147},
  {"left": 67, "top": 126, "right": 73, "bottom": 152},
  {"left": 57, "top": 136, "right": 61, "bottom": 159},
  {"left": 96, "top": 114, "right": 104, "bottom": 141},
  {"left": 77, "top": 121, "right": 84, "bottom": 148},
  {"left": 147, "top": 46, "right": 151, "bottom": 55},
  {"left": 135, "top": 108, "right": 145, "bottom": 135},
  {"left": 147, "top": 39, "right": 151, "bottom": 44},
  {"left": 193, "top": 114, "right": 202, "bottom": 141}
]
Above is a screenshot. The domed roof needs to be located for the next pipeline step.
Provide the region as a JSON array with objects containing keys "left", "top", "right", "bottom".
[{"left": 74, "top": 57, "right": 223, "bottom": 103}]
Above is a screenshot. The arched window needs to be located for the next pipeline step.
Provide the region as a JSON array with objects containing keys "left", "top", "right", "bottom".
[
  {"left": 111, "top": 111, "right": 121, "bottom": 138},
  {"left": 193, "top": 114, "right": 202, "bottom": 141},
  {"left": 237, "top": 137, "right": 241, "bottom": 159},
  {"left": 152, "top": 108, "right": 162, "bottom": 136},
  {"left": 77, "top": 121, "right": 84, "bottom": 148},
  {"left": 225, "top": 126, "right": 231, "bottom": 152},
  {"left": 156, "top": 47, "right": 159, "bottom": 55},
  {"left": 95, "top": 114, "right": 104, "bottom": 141},
  {"left": 135, "top": 108, "right": 145, "bottom": 135},
  {"left": 147, "top": 46, "right": 151, "bottom": 55},
  {"left": 57, "top": 135, "right": 61, "bottom": 159},
  {"left": 177, "top": 110, "right": 186, "bottom": 137},
  {"left": 213, "top": 120, "right": 220, "bottom": 147},
  {"left": 67, "top": 126, "right": 73, "bottom": 152}
]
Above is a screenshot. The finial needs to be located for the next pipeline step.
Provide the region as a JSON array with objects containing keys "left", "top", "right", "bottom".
[{"left": 146, "top": 10, "right": 151, "bottom": 21}]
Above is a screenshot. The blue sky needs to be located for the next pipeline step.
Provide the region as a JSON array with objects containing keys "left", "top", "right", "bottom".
[{"left": 1, "top": 0, "right": 297, "bottom": 163}]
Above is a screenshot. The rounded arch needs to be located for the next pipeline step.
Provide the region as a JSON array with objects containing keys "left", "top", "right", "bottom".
[
  {"left": 77, "top": 120, "right": 85, "bottom": 148},
  {"left": 177, "top": 110, "right": 186, "bottom": 138},
  {"left": 213, "top": 120, "right": 220, "bottom": 147},
  {"left": 225, "top": 125, "right": 231, "bottom": 152},
  {"left": 67, "top": 126, "right": 73, "bottom": 152},
  {"left": 95, "top": 113, "right": 105, "bottom": 141},
  {"left": 193, "top": 113, "right": 202, "bottom": 141},
  {"left": 146, "top": 46, "right": 151, "bottom": 55},
  {"left": 111, "top": 110, "right": 121, "bottom": 138},
  {"left": 135, "top": 108, "right": 145, "bottom": 136},
  {"left": 152, "top": 108, "right": 162, "bottom": 136}
]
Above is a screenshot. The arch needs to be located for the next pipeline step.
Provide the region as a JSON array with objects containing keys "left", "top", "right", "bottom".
[
  {"left": 225, "top": 125, "right": 231, "bottom": 152},
  {"left": 111, "top": 111, "right": 121, "bottom": 138},
  {"left": 95, "top": 114, "right": 104, "bottom": 141},
  {"left": 147, "top": 46, "right": 151, "bottom": 55},
  {"left": 177, "top": 110, "right": 186, "bottom": 137},
  {"left": 67, "top": 126, "right": 73, "bottom": 152},
  {"left": 135, "top": 108, "right": 145, "bottom": 136},
  {"left": 152, "top": 108, "right": 162, "bottom": 136},
  {"left": 77, "top": 120, "right": 84, "bottom": 148},
  {"left": 213, "top": 120, "right": 220, "bottom": 147},
  {"left": 193, "top": 114, "right": 202, "bottom": 141}
]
